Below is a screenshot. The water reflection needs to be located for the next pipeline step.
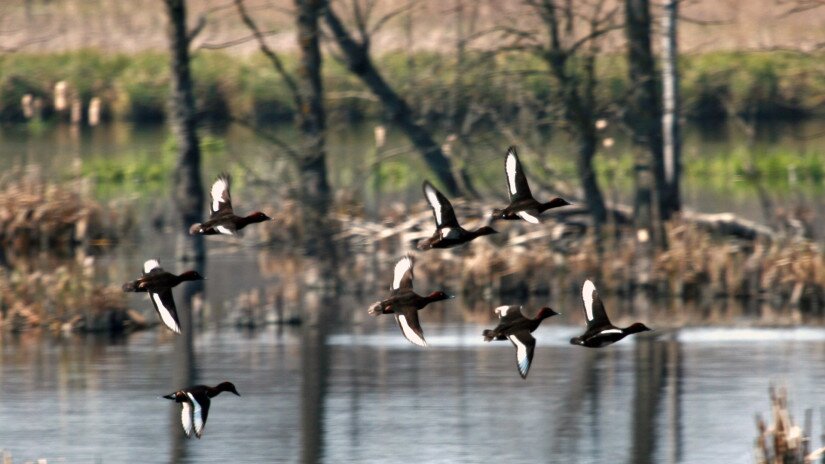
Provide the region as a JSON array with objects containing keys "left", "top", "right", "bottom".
[{"left": 3, "top": 321, "right": 825, "bottom": 463}]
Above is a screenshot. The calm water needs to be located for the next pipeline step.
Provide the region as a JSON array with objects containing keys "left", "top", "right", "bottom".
[
  {"left": 2, "top": 321, "right": 825, "bottom": 463},
  {"left": 3, "top": 119, "right": 825, "bottom": 462}
]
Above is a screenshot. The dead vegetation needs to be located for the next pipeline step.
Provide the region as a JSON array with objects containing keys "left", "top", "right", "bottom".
[
  {"left": 755, "top": 387, "right": 825, "bottom": 464},
  {"left": 0, "top": 168, "right": 133, "bottom": 263}
]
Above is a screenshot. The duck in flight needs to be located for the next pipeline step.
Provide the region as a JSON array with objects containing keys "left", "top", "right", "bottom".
[
  {"left": 491, "top": 146, "right": 570, "bottom": 224},
  {"left": 190, "top": 173, "right": 271, "bottom": 236},
  {"left": 570, "top": 280, "right": 651, "bottom": 348},
  {"left": 483, "top": 305, "right": 559, "bottom": 378},
  {"left": 163, "top": 382, "right": 240, "bottom": 439},
  {"left": 368, "top": 254, "right": 453, "bottom": 347},
  {"left": 122, "top": 259, "right": 204, "bottom": 334},
  {"left": 418, "top": 180, "right": 497, "bottom": 250}
]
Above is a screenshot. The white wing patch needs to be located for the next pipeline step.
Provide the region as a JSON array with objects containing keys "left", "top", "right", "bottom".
[
  {"left": 517, "top": 211, "right": 540, "bottom": 224},
  {"left": 143, "top": 259, "right": 160, "bottom": 274},
  {"left": 582, "top": 279, "right": 596, "bottom": 322},
  {"left": 600, "top": 328, "right": 623, "bottom": 335},
  {"left": 509, "top": 335, "right": 530, "bottom": 377},
  {"left": 494, "top": 305, "right": 516, "bottom": 318},
  {"left": 181, "top": 402, "right": 194, "bottom": 438},
  {"left": 151, "top": 292, "right": 181, "bottom": 334},
  {"left": 391, "top": 255, "right": 413, "bottom": 291},
  {"left": 187, "top": 393, "right": 205, "bottom": 438},
  {"left": 397, "top": 314, "right": 428, "bottom": 347},
  {"left": 506, "top": 151, "right": 519, "bottom": 196},
  {"left": 211, "top": 177, "right": 229, "bottom": 213},
  {"left": 216, "top": 225, "right": 234, "bottom": 236},
  {"left": 441, "top": 227, "right": 457, "bottom": 239},
  {"left": 424, "top": 184, "right": 443, "bottom": 226}
]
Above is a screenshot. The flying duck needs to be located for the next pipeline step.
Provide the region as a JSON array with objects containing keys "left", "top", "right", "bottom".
[
  {"left": 483, "top": 305, "right": 559, "bottom": 378},
  {"left": 417, "top": 180, "right": 497, "bottom": 250},
  {"left": 189, "top": 173, "right": 271, "bottom": 236},
  {"left": 121, "top": 259, "right": 204, "bottom": 334},
  {"left": 570, "top": 280, "right": 651, "bottom": 348},
  {"left": 368, "top": 254, "right": 453, "bottom": 347},
  {"left": 491, "top": 146, "right": 570, "bottom": 224},
  {"left": 163, "top": 382, "right": 240, "bottom": 438}
]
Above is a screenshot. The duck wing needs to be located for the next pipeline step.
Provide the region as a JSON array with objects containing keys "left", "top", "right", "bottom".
[
  {"left": 494, "top": 305, "right": 527, "bottom": 325},
  {"left": 209, "top": 173, "right": 234, "bottom": 216},
  {"left": 149, "top": 289, "right": 182, "bottom": 334},
  {"left": 394, "top": 306, "right": 428, "bottom": 347},
  {"left": 581, "top": 280, "right": 613, "bottom": 331},
  {"left": 422, "top": 181, "right": 460, "bottom": 229},
  {"left": 507, "top": 331, "right": 536, "bottom": 379},
  {"left": 505, "top": 146, "right": 534, "bottom": 203},
  {"left": 516, "top": 210, "right": 541, "bottom": 224},
  {"left": 390, "top": 254, "right": 414, "bottom": 296},
  {"left": 180, "top": 401, "right": 194, "bottom": 438},
  {"left": 187, "top": 392, "right": 211, "bottom": 438}
]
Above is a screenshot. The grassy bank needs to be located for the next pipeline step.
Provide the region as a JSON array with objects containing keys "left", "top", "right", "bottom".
[{"left": 1, "top": 49, "right": 823, "bottom": 125}]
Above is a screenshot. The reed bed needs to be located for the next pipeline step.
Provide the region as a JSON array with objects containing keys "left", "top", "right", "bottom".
[
  {"left": 0, "top": 257, "right": 146, "bottom": 334},
  {"left": 755, "top": 387, "right": 825, "bottom": 464},
  {"left": 0, "top": 168, "right": 133, "bottom": 262},
  {"left": 334, "top": 199, "right": 825, "bottom": 321}
]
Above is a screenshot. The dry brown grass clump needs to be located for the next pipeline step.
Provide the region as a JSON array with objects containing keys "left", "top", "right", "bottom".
[
  {"left": 0, "top": 258, "right": 145, "bottom": 334},
  {"left": 0, "top": 169, "right": 133, "bottom": 261},
  {"left": 755, "top": 387, "right": 825, "bottom": 464}
]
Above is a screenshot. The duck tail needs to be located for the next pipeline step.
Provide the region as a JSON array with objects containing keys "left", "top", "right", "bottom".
[
  {"left": 482, "top": 329, "right": 496, "bottom": 342},
  {"left": 189, "top": 223, "right": 203, "bottom": 235},
  {"left": 122, "top": 281, "right": 137, "bottom": 292},
  {"left": 368, "top": 301, "right": 385, "bottom": 317}
]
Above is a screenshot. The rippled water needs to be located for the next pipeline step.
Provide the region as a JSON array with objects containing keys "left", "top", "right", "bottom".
[{"left": 2, "top": 320, "right": 825, "bottom": 463}]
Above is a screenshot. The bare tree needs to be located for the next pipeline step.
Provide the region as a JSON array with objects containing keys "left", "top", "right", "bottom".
[
  {"left": 163, "top": 0, "right": 206, "bottom": 263},
  {"left": 322, "top": 1, "right": 464, "bottom": 196},
  {"left": 233, "top": 0, "right": 333, "bottom": 255},
  {"left": 504, "top": 0, "right": 619, "bottom": 228},
  {"left": 625, "top": 0, "right": 666, "bottom": 247},
  {"left": 661, "top": 0, "right": 681, "bottom": 216}
]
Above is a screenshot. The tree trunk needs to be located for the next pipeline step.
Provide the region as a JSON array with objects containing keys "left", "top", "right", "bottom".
[
  {"left": 625, "top": 0, "right": 667, "bottom": 247},
  {"left": 574, "top": 125, "right": 607, "bottom": 227},
  {"left": 323, "top": 7, "right": 462, "bottom": 197},
  {"left": 164, "top": 0, "right": 205, "bottom": 263},
  {"left": 295, "top": 0, "right": 333, "bottom": 256},
  {"left": 661, "top": 0, "right": 682, "bottom": 215}
]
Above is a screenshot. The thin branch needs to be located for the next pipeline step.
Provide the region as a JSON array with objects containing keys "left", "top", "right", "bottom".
[
  {"left": 197, "top": 29, "right": 281, "bottom": 50},
  {"left": 230, "top": 116, "right": 302, "bottom": 164},
  {"left": 369, "top": 1, "right": 416, "bottom": 36},
  {"left": 233, "top": 0, "right": 302, "bottom": 109}
]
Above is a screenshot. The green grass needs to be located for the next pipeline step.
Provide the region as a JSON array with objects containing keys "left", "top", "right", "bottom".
[{"left": 1, "top": 49, "right": 823, "bottom": 125}]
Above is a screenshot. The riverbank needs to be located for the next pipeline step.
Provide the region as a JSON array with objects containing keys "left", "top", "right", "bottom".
[{"left": 1, "top": 49, "right": 822, "bottom": 125}]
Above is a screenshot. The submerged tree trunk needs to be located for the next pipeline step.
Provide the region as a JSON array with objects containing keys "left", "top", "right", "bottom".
[
  {"left": 661, "top": 0, "right": 681, "bottom": 216},
  {"left": 625, "top": 0, "right": 666, "bottom": 247},
  {"left": 323, "top": 7, "right": 462, "bottom": 197},
  {"left": 164, "top": 0, "right": 205, "bottom": 263},
  {"left": 295, "top": 0, "right": 333, "bottom": 256}
]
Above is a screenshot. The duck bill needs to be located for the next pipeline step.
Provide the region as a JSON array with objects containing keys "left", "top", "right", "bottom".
[{"left": 162, "top": 393, "right": 176, "bottom": 400}]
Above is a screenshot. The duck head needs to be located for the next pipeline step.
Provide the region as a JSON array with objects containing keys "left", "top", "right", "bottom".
[
  {"left": 625, "top": 322, "right": 652, "bottom": 334},
  {"left": 536, "top": 307, "right": 560, "bottom": 319},
  {"left": 427, "top": 291, "right": 454, "bottom": 302},
  {"left": 217, "top": 381, "right": 241, "bottom": 396},
  {"left": 474, "top": 226, "right": 498, "bottom": 237},
  {"left": 179, "top": 270, "right": 206, "bottom": 282},
  {"left": 245, "top": 211, "right": 271, "bottom": 224}
]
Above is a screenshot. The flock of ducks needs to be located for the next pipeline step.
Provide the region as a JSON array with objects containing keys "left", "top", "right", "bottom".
[{"left": 120, "top": 145, "right": 650, "bottom": 438}]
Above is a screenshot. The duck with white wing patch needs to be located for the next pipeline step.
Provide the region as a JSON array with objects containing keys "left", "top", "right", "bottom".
[
  {"left": 417, "top": 180, "right": 497, "bottom": 250},
  {"left": 483, "top": 305, "right": 559, "bottom": 378},
  {"left": 163, "top": 382, "right": 240, "bottom": 438},
  {"left": 122, "top": 259, "right": 204, "bottom": 334},
  {"left": 570, "top": 280, "right": 651, "bottom": 348},
  {"left": 189, "top": 172, "right": 271, "bottom": 236},
  {"left": 491, "top": 146, "right": 571, "bottom": 224},
  {"left": 368, "top": 253, "right": 454, "bottom": 347}
]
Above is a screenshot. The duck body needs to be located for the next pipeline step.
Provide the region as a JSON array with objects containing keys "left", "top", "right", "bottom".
[
  {"left": 189, "top": 173, "right": 271, "bottom": 236},
  {"left": 368, "top": 254, "right": 453, "bottom": 347},
  {"left": 570, "top": 280, "right": 651, "bottom": 348},
  {"left": 122, "top": 259, "right": 204, "bottom": 334},
  {"left": 163, "top": 381, "right": 240, "bottom": 439},
  {"left": 491, "top": 146, "right": 570, "bottom": 224},
  {"left": 418, "top": 181, "right": 496, "bottom": 250},
  {"left": 483, "top": 305, "right": 559, "bottom": 378}
]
